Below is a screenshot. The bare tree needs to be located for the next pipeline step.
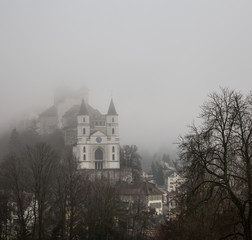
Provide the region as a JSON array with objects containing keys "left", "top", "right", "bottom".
[
  {"left": 120, "top": 145, "right": 142, "bottom": 181},
  {"left": 0, "top": 153, "right": 32, "bottom": 240},
  {"left": 24, "top": 143, "right": 58, "bottom": 240},
  {"left": 179, "top": 88, "right": 252, "bottom": 240}
]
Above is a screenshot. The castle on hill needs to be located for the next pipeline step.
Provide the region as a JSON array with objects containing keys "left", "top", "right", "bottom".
[{"left": 38, "top": 85, "right": 132, "bottom": 182}]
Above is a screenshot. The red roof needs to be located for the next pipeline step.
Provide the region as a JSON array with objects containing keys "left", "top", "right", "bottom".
[{"left": 117, "top": 181, "right": 163, "bottom": 196}]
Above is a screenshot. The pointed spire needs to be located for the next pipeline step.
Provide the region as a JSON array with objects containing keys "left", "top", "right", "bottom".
[
  {"left": 79, "top": 99, "right": 89, "bottom": 115},
  {"left": 107, "top": 99, "right": 118, "bottom": 115}
]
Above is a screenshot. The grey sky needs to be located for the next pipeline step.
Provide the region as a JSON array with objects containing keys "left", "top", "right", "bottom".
[{"left": 0, "top": 0, "right": 252, "bottom": 154}]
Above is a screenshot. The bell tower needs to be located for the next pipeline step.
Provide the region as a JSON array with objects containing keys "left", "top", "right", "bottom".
[
  {"left": 77, "top": 99, "right": 90, "bottom": 164},
  {"left": 106, "top": 99, "right": 119, "bottom": 138}
]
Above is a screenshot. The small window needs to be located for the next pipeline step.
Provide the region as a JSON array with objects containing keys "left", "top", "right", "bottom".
[
  {"left": 83, "top": 117, "right": 85, "bottom": 122},
  {"left": 83, "top": 147, "right": 86, "bottom": 152},
  {"left": 83, "top": 154, "right": 86, "bottom": 160},
  {"left": 112, "top": 128, "right": 115, "bottom": 134},
  {"left": 112, "top": 154, "right": 115, "bottom": 160},
  {"left": 83, "top": 128, "right": 85, "bottom": 135},
  {"left": 112, "top": 118, "right": 114, "bottom": 122},
  {"left": 112, "top": 146, "right": 115, "bottom": 152}
]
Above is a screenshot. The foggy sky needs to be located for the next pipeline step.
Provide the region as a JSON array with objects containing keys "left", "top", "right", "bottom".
[{"left": 0, "top": 0, "right": 252, "bottom": 154}]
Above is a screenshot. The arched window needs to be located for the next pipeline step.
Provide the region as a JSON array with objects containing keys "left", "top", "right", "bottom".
[
  {"left": 83, "top": 128, "right": 85, "bottom": 135},
  {"left": 112, "top": 146, "right": 115, "bottom": 152},
  {"left": 83, "top": 146, "right": 86, "bottom": 152},
  {"left": 95, "top": 148, "right": 103, "bottom": 160},
  {"left": 83, "top": 154, "right": 86, "bottom": 160},
  {"left": 112, "top": 154, "right": 115, "bottom": 160},
  {"left": 112, "top": 128, "right": 115, "bottom": 134}
]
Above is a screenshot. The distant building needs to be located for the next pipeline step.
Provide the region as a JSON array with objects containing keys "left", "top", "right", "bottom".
[
  {"left": 117, "top": 181, "right": 163, "bottom": 215},
  {"left": 167, "top": 191, "right": 178, "bottom": 220},
  {"left": 38, "top": 86, "right": 132, "bottom": 182},
  {"left": 165, "top": 171, "right": 186, "bottom": 220},
  {"left": 75, "top": 98, "right": 120, "bottom": 170},
  {"left": 38, "top": 85, "right": 88, "bottom": 136},
  {"left": 142, "top": 166, "right": 153, "bottom": 181},
  {"left": 165, "top": 171, "right": 185, "bottom": 192}
]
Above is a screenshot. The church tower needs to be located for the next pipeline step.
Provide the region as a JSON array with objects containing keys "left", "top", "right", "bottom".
[
  {"left": 77, "top": 99, "right": 90, "bottom": 168},
  {"left": 76, "top": 98, "right": 120, "bottom": 170},
  {"left": 106, "top": 99, "right": 120, "bottom": 167}
]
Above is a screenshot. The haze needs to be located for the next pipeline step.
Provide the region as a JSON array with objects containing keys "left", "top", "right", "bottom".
[{"left": 0, "top": 0, "right": 252, "bottom": 155}]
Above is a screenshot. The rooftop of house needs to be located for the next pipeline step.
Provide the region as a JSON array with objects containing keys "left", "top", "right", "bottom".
[{"left": 117, "top": 181, "right": 163, "bottom": 196}]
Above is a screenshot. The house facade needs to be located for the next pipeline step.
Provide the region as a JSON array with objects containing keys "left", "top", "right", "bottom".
[{"left": 117, "top": 181, "right": 163, "bottom": 215}]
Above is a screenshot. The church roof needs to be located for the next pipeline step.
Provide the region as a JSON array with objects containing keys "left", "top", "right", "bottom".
[
  {"left": 78, "top": 99, "right": 89, "bottom": 115},
  {"left": 107, "top": 99, "right": 118, "bottom": 115}
]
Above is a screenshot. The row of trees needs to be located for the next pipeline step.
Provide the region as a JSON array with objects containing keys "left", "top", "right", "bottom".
[
  {"left": 151, "top": 154, "right": 172, "bottom": 186},
  {"left": 0, "top": 143, "right": 144, "bottom": 240},
  {"left": 159, "top": 88, "right": 252, "bottom": 240},
  {"left": 0, "top": 126, "right": 154, "bottom": 239}
]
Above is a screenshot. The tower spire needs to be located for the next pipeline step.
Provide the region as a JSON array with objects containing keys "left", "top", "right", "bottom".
[
  {"left": 79, "top": 98, "right": 88, "bottom": 115},
  {"left": 107, "top": 98, "right": 118, "bottom": 115}
]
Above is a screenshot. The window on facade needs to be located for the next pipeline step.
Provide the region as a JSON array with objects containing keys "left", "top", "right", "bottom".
[
  {"left": 95, "top": 148, "right": 103, "bottom": 160},
  {"left": 112, "top": 128, "right": 115, "bottom": 134},
  {"left": 112, "top": 146, "right": 115, "bottom": 152},
  {"left": 83, "top": 128, "right": 85, "bottom": 135},
  {"left": 83, "top": 154, "right": 86, "bottom": 160},
  {"left": 83, "top": 146, "right": 86, "bottom": 152},
  {"left": 83, "top": 117, "right": 85, "bottom": 122},
  {"left": 112, "top": 118, "right": 114, "bottom": 122},
  {"left": 112, "top": 154, "right": 115, "bottom": 160}
]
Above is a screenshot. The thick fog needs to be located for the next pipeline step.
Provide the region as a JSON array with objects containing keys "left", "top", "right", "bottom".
[{"left": 1, "top": 0, "right": 252, "bottom": 155}]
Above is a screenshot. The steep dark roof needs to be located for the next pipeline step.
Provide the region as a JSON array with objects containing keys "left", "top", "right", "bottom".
[
  {"left": 107, "top": 99, "right": 118, "bottom": 115},
  {"left": 64, "top": 104, "right": 104, "bottom": 119},
  {"left": 117, "top": 181, "right": 163, "bottom": 196},
  {"left": 78, "top": 99, "right": 89, "bottom": 115},
  {"left": 40, "top": 106, "right": 57, "bottom": 117}
]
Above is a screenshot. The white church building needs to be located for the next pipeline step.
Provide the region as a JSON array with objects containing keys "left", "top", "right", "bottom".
[{"left": 76, "top": 98, "right": 120, "bottom": 170}]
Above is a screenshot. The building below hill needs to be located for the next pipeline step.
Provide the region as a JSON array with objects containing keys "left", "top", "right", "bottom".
[
  {"left": 117, "top": 181, "right": 163, "bottom": 215},
  {"left": 165, "top": 170, "right": 185, "bottom": 192}
]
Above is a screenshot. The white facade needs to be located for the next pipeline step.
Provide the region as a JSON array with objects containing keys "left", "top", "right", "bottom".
[
  {"left": 166, "top": 172, "right": 185, "bottom": 192},
  {"left": 147, "top": 195, "right": 163, "bottom": 215},
  {"left": 76, "top": 99, "right": 120, "bottom": 170}
]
